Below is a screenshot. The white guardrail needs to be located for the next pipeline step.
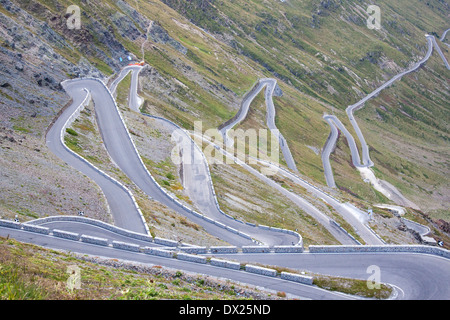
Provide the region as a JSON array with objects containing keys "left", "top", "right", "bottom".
[
  {"left": 309, "top": 245, "right": 450, "bottom": 259},
  {"left": 2, "top": 218, "right": 448, "bottom": 259}
]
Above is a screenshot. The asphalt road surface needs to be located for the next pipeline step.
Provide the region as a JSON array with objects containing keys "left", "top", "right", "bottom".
[{"left": 51, "top": 78, "right": 257, "bottom": 246}]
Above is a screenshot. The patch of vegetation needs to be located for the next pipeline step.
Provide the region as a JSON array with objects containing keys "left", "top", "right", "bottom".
[
  {"left": 65, "top": 128, "right": 78, "bottom": 136},
  {"left": 64, "top": 135, "right": 82, "bottom": 153}
]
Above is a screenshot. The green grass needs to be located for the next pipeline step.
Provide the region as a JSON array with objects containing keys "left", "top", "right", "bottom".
[
  {"left": 166, "top": 172, "right": 175, "bottom": 180},
  {"left": 0, "top": 262, "right": 48, "bottom": 299},
  {"left": 64, "top": 135, "right": 82, "bottom": 153},
  {"left": 15, "top": 208, "right": 39, "bottom": 220},
  {"left": 116, "top": 72, "right": 132, "bottom": 107}
]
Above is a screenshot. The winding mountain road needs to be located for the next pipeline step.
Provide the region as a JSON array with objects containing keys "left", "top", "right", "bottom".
[
  {"left": 1, "top": 225, "right": 449, "bottom": 300},
  {"left": 121, "top": 66, "right": 301, "bottom": 246},
  {"left": 48, "top": 62, "right": 384, "bottom": 249},
  {"left": 49, "top": 77, "right": 256, "bottom": 246},
  {"left": 441, "top": 28, "right": 450, "bottom": 48},
  {"left": 251, "top": 156, "right": 385, "bottom": 245},
  {"left": 109, "top": 65, "right": 143, "bottom": 112},
  {"left": 322, "top": 34, "right": 449, "bottom": 190},
  {"left": 193, "top": 132, "right": 359, "bottom": 245},
  {"left": 46, "top": 82, "right": 148, "bottom": 235},
  {"left": 219, "top": 78, "right": 298, "bottom": 172},
  {"left": 441, "top": 28, "right": 450, "bottom": 42}
]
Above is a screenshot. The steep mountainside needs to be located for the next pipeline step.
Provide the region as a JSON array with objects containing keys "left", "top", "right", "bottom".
[{"left": 0, "top": 0, "right": 448, "bottom": 244}]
